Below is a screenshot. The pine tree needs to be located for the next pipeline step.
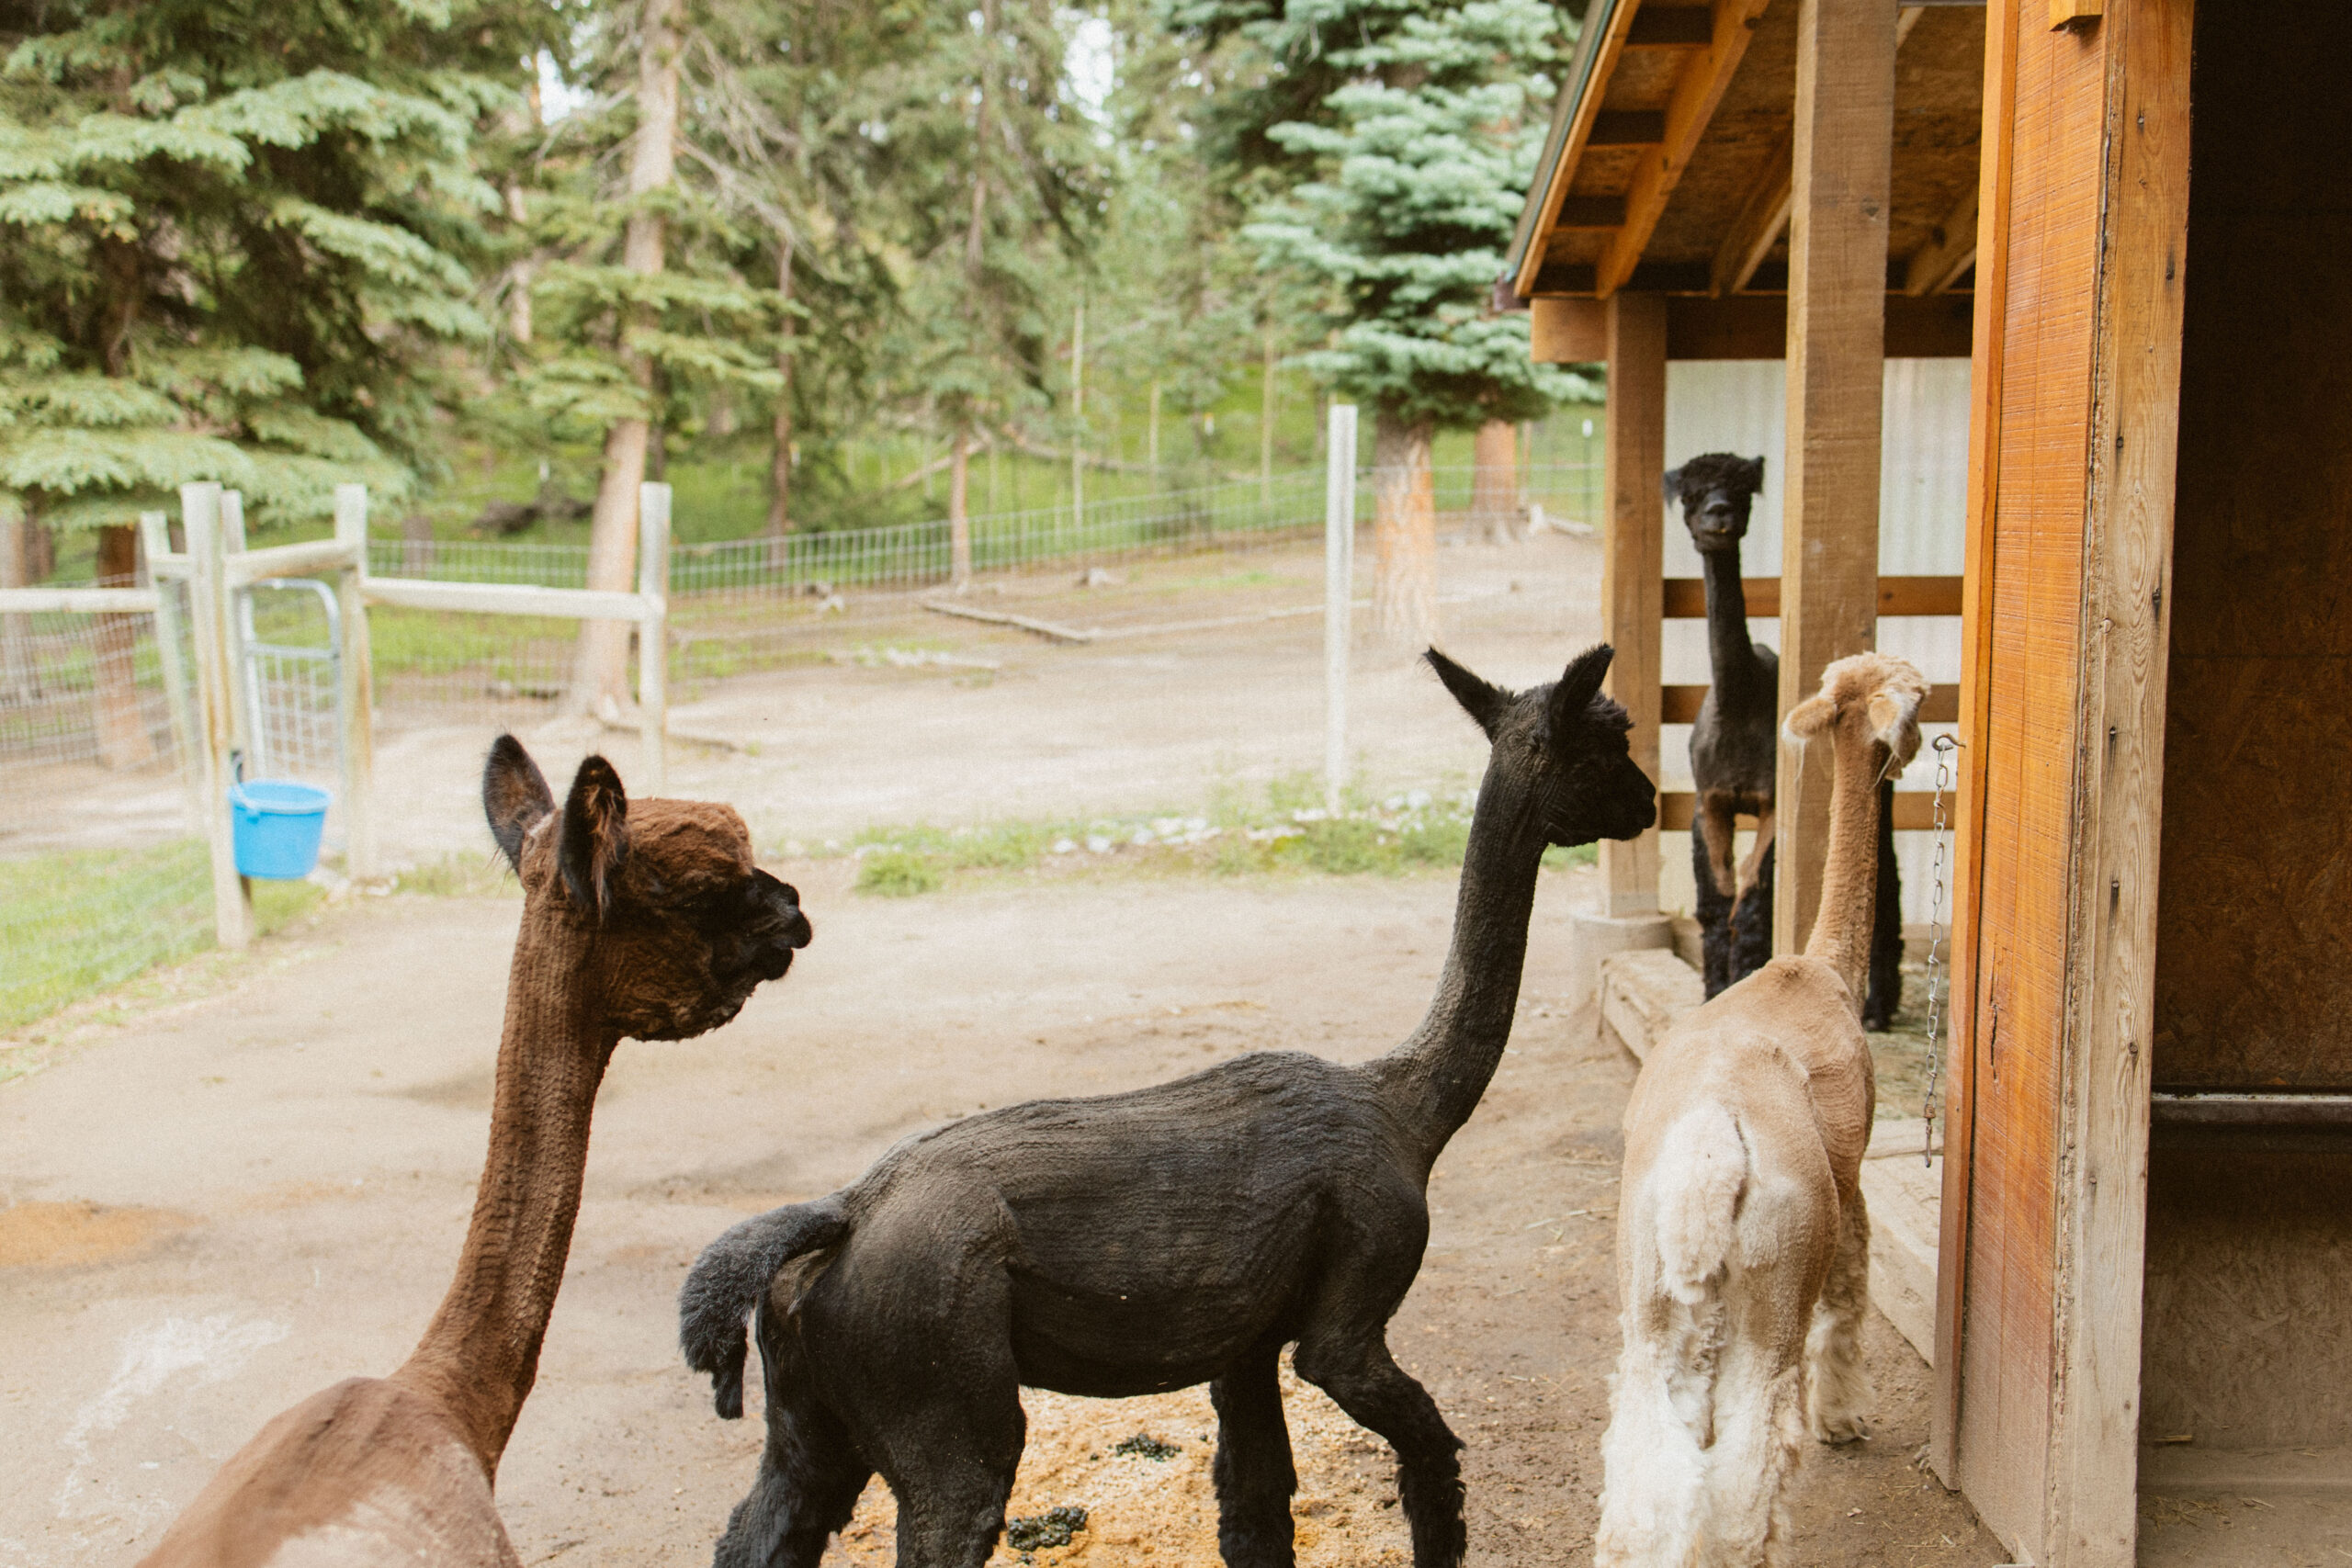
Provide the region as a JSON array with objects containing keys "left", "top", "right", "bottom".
[
  {"left": 0, "top": 0, "right": 552, "bottom": 589},
  {"left": 1207, "top": 0, "right": 1579, "bottom": 647}
]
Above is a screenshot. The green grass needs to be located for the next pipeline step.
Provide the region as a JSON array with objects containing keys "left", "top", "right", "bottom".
[
  {"left": 837, "top": 778, "right": 1601, "bottom": 897},
  {"left": 0, "top": 841, "right": 323, "bottom": 1033}
]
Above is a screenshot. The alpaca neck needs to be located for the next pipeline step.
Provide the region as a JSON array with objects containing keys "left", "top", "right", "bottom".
[
  {"left": 1803, "top": 725, "right": 1889, "bottom": 1009},
  {"left": 1700, "top": 547, "right": 1761, "bottom": 702},
  {"left": 396, "top": 911, "right": 612, "bottom": 1474},
  {"left": 1377, "top": 767, "right": 1544, "bottom": 1166}
]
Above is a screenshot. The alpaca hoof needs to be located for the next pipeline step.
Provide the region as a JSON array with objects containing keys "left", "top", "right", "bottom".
[{"left": 1811, "top": 1410, "right": 1870, "bottom": 1445}]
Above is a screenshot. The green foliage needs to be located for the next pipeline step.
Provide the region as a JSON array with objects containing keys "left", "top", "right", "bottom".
[
  {"left": 0, "top": 0, "right": 558, "bottom": 532},
  {"left": 855, "top": 850, "right": 943, "bottom": 897},
  {"left": 1237, "top": 0, "right": 1584, "bottom": 431}
]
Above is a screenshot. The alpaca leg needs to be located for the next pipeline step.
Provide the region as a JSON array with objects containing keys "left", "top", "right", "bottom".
[
  {"left": 1729, "top": 840, "right": 1775, "bottom": 987},
  {"left": 713, "top": 1309, "right": 873, "bottom": 1568},
  {"left": 884, "top": 1402, "right": 1023, "bottom": 1568},
  {"left": 1862, "top": 780, "right": 1903, "bottom": 1032},
  {"left": 1211, "top": 1337, "right": 1298, "bottom": 1568},
  {"left": 1692, "top": 825, "right": 1736, "bottom": 998},
  {"left": 1695, "top": 1354, "right": 1808, "bottom": 1568},
  {"left": 1593, "top": 1337, "right": 1709, "bottom": 1568},
  {"left": 1293, "top": 1336, "right": 1464, "bottom": 1568},
  {"left": 1804, "top": 1186, "right": 1875, "bottom": 1444}
]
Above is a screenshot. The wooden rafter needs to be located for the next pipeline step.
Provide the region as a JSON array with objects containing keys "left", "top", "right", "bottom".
[
  {"left": 1708, "top": 132, "right": 1792, "bottom": 296},
  {"left": 1904, "top": 184, "right": 1981, "bottom": 295},
  {"left": 1509, "top": 0, "right": 1643, "bottom": 299},
  {"left": 1595, "top": 0, "right": 1776, "bottom": 298}
]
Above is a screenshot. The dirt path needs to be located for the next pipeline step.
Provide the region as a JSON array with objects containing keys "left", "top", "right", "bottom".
[{"left": 2, "top": 858, "right": 1999, "bottom": 1567}]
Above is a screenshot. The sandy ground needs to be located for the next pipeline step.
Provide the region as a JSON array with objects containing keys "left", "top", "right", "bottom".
[
  {"left": 1, "top": 860, "right": 2008, "bottom": 1568},
  {"left": 11, "top": 526, "right": 2317, "bottom": 1564}
]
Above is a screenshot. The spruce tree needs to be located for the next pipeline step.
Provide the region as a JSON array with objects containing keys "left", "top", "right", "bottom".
[
  {"left": 1203, "top": 0, "right": 1578, "bottom": 647},
  {"left": 0, "top": 0, "right": 551, "bottom": 590}
]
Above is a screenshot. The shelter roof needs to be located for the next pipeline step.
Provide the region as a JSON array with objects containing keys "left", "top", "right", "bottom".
[{"left": 1506, "top": 0, "right": 1985, "bottom": 299}]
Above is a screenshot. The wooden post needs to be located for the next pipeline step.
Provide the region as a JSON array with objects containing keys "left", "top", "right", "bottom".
[
  {"left": 182, "top": 483, "right": 252, "bottom": 950},
  {"left": 1770, "top": 0, "right": 1895, "bottom": 957},
  {"left": 140, "top": 510, "right": 204, "bottom": 831},
  {"left": 334, "top": 485, "right": 377, "bottom": 880},
  {"left": 1324, "top": 404, "right": 1359, "bottom": 812},
  {"left": 1600, "top": 294, "right": 1668, "bottom": 916},
  {"left": 638, "top": 481, "right": 671, "bottom": 795},
  {"left": 1070, "top": 296, "right": 1085, "bottom": 536},
  {"left": 217, "top": 490, "right": 255, "bottom": 765}
]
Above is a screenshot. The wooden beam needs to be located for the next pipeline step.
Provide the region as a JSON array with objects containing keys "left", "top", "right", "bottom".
[
  {"left": 1555, "top": 196, "right": 1630, "bottom": 228},
  {"left": 1930, "top": 0, "right": 2018, "bottom": 1488},
  {"left": 1589, "top": 110, "right": 1668, "bottom": 146},
  {"left": 1662, "top": 574, "right": 1962, "bottom": 616},
  {"left": 1771, "top": 0, "right": 1895, "bottom": 957},
  {"left": 1663, "top": 682, "right": 1959, "bottom": 725},
  {"left": 1598, "top": 0, "right": 1775, "bottom": 297},
  {"left": 1601, "top": 294, "right": 1668, "bottom": 916},
  {"left": 1710, "top": 133, "right": 1794, "bottom": 296},
  {"left": 1662, "top": 789, "right": 1942, "bottom": 831},
  {"left": 1626, "top": 5, "right": 1716, "bottom": 46},
  {"left": 1905, "top": 184, "right": 1982, "bottom": 295},
  {"left": 2043, "top": 3, "right": 2189, "bottom": 1560},
  {"left": 1531, "top": 297, "right": 1608, "bottom": 362},
  {"left": 2049, "top": 0, "right": 2101, "bottom": 24},
  {"left": 1511, "top": 0, "right": 1642, "bottom": 298}
]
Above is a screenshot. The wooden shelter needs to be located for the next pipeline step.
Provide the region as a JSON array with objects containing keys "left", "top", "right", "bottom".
[{"left": 1514, "top": 1, "right": 2352, "bottom": 1562}]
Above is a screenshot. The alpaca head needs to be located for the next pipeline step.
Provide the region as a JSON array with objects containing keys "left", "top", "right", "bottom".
[
  {"left": 1781, "top": 652, "right": 1930, "bottom": 777},
  {"left": 1427, "top": 644, "right": 1657, "bottom": 848},
  {"left": 1666, "top": 453, "right": 1767, "bottom": 556},
  {"left": 482, "top": 737, "right": 813, "bottom": 1042}
]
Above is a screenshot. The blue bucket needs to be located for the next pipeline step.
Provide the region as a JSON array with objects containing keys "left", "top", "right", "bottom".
[{"left": 231, "top": 780, "right": 332, "bottom": 879}]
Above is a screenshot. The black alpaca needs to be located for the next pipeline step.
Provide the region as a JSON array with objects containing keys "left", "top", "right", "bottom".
[
  {"left": 679, "top": 646, "right": 1657, "bottom": 1568},
  {"left": 1670, "top": 454, "right": 1903, "bottom": 1029}
]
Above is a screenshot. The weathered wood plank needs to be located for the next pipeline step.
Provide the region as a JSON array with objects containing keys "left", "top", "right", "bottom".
[
  {"left": 1601, "top": 293, "right": 1668, "bottom": 916},
  {"left": 1661, "top": 682, "right": 1958, "bottom": 725},
  {"left": 1660, "top": 789, "right": 1941, "bottom": 830},
  {"left": 363, "top": 578, "right": 656, "bottom": 622},
  {"left": 1661, "top": 573, "right": 1962, "bottom": 617},
  {"left": 1511, "top": 0, "right": 1645, "bottom": 299},
  {"left": 1771, "top": 0, "right": 1896, "bottom": 956}
]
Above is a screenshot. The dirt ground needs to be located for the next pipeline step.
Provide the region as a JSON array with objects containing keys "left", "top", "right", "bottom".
[
  {"left": 1, "top": 863, "right": 2007, "bottom": 1568},
  {"left": 6, "top": 529, "right": 2030, "bottom": 1566}
]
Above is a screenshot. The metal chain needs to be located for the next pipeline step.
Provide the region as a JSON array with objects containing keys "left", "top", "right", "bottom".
[{"left": 1919, "top": 733, "right": 1962, "bottom": 1167}]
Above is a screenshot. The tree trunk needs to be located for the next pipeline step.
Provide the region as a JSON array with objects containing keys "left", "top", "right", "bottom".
[
  {"left": 570, "top": 0, "right": 679, "bottom": 718},
  {"left": 765, "top": 238, "right": 797, "bottom": 542},
  {"left": 1, "top": 508, "right": 34, "bottom": 703},
  {"left": 1471, "top": 419, "right": 1518, "bottom": 544},
  {"left": 948, "top": 430, "right": 973, "bottom": 589},
  {"left": 1148, "top": 381, "right": 1160, "bottom": 474},
  {"left": 93, "top": 523, "right": 155, "bottom": 768},
  {"left": 1371, "top": 410, "right": 1438, "bottom": 649}
]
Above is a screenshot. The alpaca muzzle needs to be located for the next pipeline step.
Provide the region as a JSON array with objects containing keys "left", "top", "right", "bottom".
[{"left": 741, "top": 873, "right": 812, "bottom": 981}]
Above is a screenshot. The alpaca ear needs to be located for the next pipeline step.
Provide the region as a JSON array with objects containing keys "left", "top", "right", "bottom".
[
  {"left": 1781, "top": 692, "right": 1838, "bottom": 744},
  {"left": 482, "top": 735, "right": 555, "bottom": 874},
  {"left": 1547, "top": 643, "right": 1615, "bottom": 732},
  {"left": 1662, "top": 466, "right": 1682, "bottom": 508},
  {"left": 1867, "top": 687, "right": 1926, "bottom": 771},
  {"left": 558, "top": 755, "right": 630, "bottom": 919},
  {"left": 1426, "top": 648, "right": 1511, "bottom": 739},
  {"left": 1740, "top": 456, "right": 1766, "bottom": 494}
]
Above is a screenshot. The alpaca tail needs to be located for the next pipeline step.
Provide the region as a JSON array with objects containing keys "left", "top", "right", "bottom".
[
  {"left": 1596, "top": 1104, "right": 1749, "bottom": 1567},
  {"left": 680, "top": 1195, "right": 852, "bottom": 1419}
]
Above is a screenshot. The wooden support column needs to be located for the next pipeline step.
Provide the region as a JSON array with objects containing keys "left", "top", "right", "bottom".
[
  {"left": 1600, "top": 293, "right": 1667, "bottom": 915},
  {"left": 1771, "top": 0, "right": 1896, "bottom": 956},
  {"left": 333, "top": 485, "right": 377, "bottom": 881}
]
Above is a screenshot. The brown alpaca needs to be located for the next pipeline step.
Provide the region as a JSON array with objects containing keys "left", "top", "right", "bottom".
[
  {"left": 137, "top": 738, "right": 811, "bottom": 1567},
  {"left": 1594, "top": 652, "right": 1925, "bottom": 1568}
]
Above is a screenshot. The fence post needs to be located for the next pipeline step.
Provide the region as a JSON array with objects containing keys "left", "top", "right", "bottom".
[
  {"left": 334, "top": 484, "right": 378, "bottom": 880},
  {"left": 637, "top": 482, "right": 670, "bottom": 795},
  {"left": 182, "top": 482, "right": 253, "bottom": 950},
  {"left": 218, "top": 490, "right": 255, "bottom": 763},
  {"left": 141, "top": 509, "right": 205, "bottom": 831},
  {"left": 1324, "top": 404, "right": 1359, "bottom": 813}
]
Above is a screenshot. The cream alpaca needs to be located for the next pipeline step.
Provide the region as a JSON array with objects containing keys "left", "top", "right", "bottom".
[{"left": 1594, "top": 652, "right": 1927, "bottom": 1568}]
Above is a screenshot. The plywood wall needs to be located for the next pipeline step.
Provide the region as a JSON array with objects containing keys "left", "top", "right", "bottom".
[{"left": 2154, "top": 0, "right": 2352, "bottom": 1091}]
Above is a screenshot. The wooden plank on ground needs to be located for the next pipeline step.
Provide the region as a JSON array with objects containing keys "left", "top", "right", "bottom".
[{"left": 920, "top": 599, "right": 1097, "bottom": 644}]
